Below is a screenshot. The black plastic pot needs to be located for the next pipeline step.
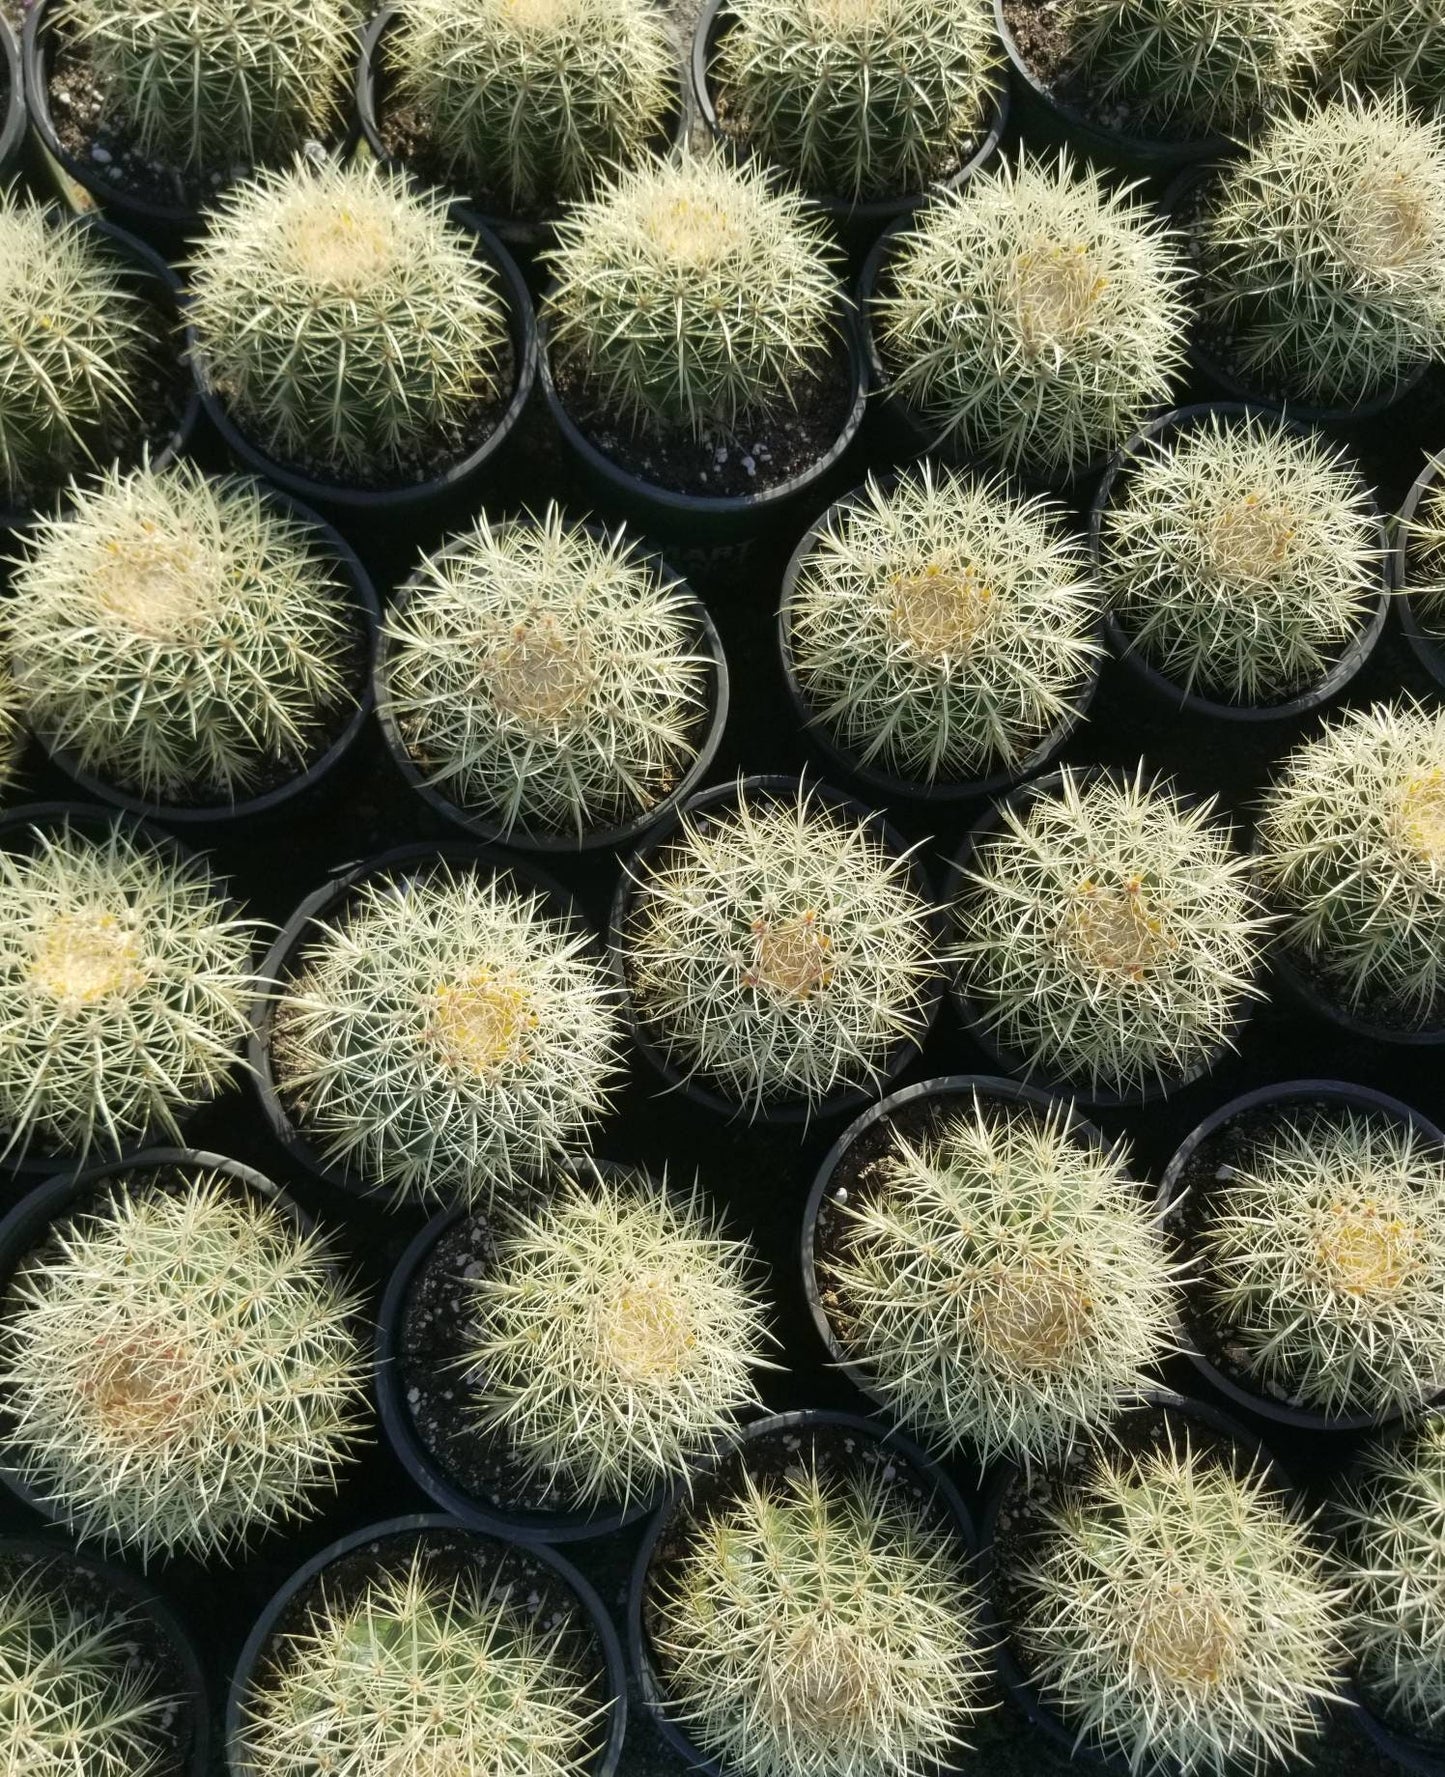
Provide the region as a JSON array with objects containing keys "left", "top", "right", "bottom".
[
  {"left": 1270, "top": 939, "right": 1445, "bottom": 1049},
  {"left": 1392, "top": 453, "right": 1445, "bottom": 694},
  {"left": 249, "top": 842, "right": 609, "bottom": 1202},
  {"left": 945, "top": 765, "right": 1261, "bottom": 1108},
  {"left": 1090, "top": 404, "right": 1390, "bottom": 722},
  {"left": 0, "top": 1532, "right": 211, "bottom": 1776},
  {"left": 356, "top": 3, "right": 688, "bottom": 265},
  {"left": 374, "top": 525, "right": 730, "bottom": 852},
  {"left": 627, "top": 1408, "right": 979, "bottom": 1777},
  {"left": 692, "top": 0, "right": 1008, "bottom": 254},
  {"left": 778, "top": 473, "right": 1104, "bottom": 802},
  {"left": 28, "top": 484, "right": 380, "bottom": 826},
  {"left": 0, "top": 213, "right": 201, "bottom": 535},
  {"left": 188, "top": 207, "right": 537, "bottom": 520},
  {"left": 226, "top": 1513, "right": 627, "bottom": 1777},
  {"left": 1157, "top": 1079, "right": 1445, "bottom": 1434},
  {"left": 1347, "top": 1680, "right": 1445, "bottom": 1777},
  {"left": 609, "top": 774, "right": 946, "bottom": 1127},
  {"left": 0, "top": 15, "right": 25, "bottom": 181}
]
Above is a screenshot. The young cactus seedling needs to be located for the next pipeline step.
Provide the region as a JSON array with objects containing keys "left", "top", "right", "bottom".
[
  {"left": 822, "top": 1093, "right": 1179, "bottom": 1465},
  {"left": 382, "top": 506, "right": 711, "bottom": 842},
  {"left": 6, "top": 461, "right": 360, "bottom": 805},
  {"left": 785, "top": 464, "right": 1103, "bottom": 785},
  {"left": 273, "top": 858, "right": 623, "bottom": 1207},
  {"left": 873, "top": 152, "right": 1189, "bottom": 481},
  {"left": 714, "top": 0, "right": 1000, "bottom": 202},
  {"left": 1098, "top": 411, "right": 1381, "bottom": 705},
  {"left": 463, "top": 1164, "right": 771, "bottom": 1508},
  {"left": 389, "top": 0, "right": 676, "bottom": 214},
  {"left": 1329, "top": 0, "right": 1445, "bottom": 112},
  {"left": 1255, "top": 700, "right": 1445, "bottom": 1027},
  {"left": 543, "top": 149, "right": 841, "bottom": 442},
  {"left": 0, "top": 819, "right": 256, "bottom": 1165},
  {"left": 187, "top": 159, "right": 510, "bottom": 481},
  {"left": 1017, "top": 1425, "right": 1347, "bottom": 1777},
  {"left": 620, "top": 782, "right": 940, "bottom": 1116},
  {"left": 952, "top": 766, "right": 1267, "bottom": 1098},
  {"left": 1199, "top": 93, "right": 1445, "bottom": 407},
  {"left": 0, "top": 1163, "right": 368, "bottom": 1562}
]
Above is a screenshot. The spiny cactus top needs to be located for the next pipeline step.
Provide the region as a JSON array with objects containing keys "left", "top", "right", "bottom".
[
  {"left": 0, "top": 671, "right": 22, "bottom": 798},
  {"left": 820, "top": 1092, "right": 1178, "bottom": 1464},
  {"left": 6, "top": 461, "right": 362, "bottom": 806},
  {"left": 0, "top": 1162, "right": 369, "bottom": 1562},
  {"left": 239, "top": 1542, "right": 609, "bottom": 1777},
  {"left": 1097, "top": 411, "right": 1381, "bottom": 705},
  {"left": 382, "top": 507, "right": 713, "bottom": 842},
  {"left": 1199, "top": 94, "right": 1445, "bottom": 407},
  {"left": 1330, "top": 0, "right": 1445, "bottom": 112},
  {"left": 873, "top": 152, "right": 1189, "bottom": 480},
  {"left": 952, "top": 766, "right": 1267, "bottom": 1097},
  {"left": 187, "top": 159, "right": 511, "bottom": 482},
  {"left": 59, "top": 0, "right": 354, "bottom": 171},
  {"left": 389, "top": 0, "right": 676, "bottom": 214},
  {"left": 713, "top": 0, "right": 1000, "bottom": 202},
  {"left": 0, "top": 819, "right": 256, "bottom": 1165},
  {"left": 1256, "top": 700, "right": 1445, "bottom": 1028},
  {"left": 650, "top": 1449, "right": 987, "bottom": 1777},
  {"left": 784, "top": 464, "right": 1103, "bottom": 785},
  {"left": 618, "top": 782, "right": 940, "bottom": 1115},
  {"left": 0, "top": 194, "right": 146, "bottom": 503},
  {"left": 1194, "top": 1106, "right": 1445, "bottom": 1418},
  {"left": 1399, "top": 459, "right": 1445, "bottom": 637},
  {"left": 1016, "top": 1425, "right": 1346, "bottom": 1777},
  {"left": 463, "top": 1165, "right": 771, "bottom": 1508},
  {"left": 272, "top": 857, "right": 624, "bottom": 1207},
  {"left": 543, "top": 150, "right": 842, "bottom": 441}
]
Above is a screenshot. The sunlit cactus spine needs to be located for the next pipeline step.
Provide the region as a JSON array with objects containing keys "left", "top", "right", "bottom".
[
  {"left": 713, "top": 0, "right": 1000, "bottom": 201},
  {"left": 59, "top": 0, "right": 354, "bottom": 169},
  {"left": 1329, "top": 0, "right": 1445, "bottom": 110},
  {"left": 389, "top": 0, "right": 676, "bottom": 213},
  {"left": 0, "top": 669, "right": 23, "bottom": 797}
]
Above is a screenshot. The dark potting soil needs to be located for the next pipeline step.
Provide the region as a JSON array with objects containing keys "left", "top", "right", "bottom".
[
  {"left": 1280, "top": 937, "right": 1445, "bottom": 1039},
  {"left": 1000, "top": 0, "right": 1195, "bottom": 142}
]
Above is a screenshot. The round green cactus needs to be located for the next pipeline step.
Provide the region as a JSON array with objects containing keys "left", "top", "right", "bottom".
[
  {"left": 1398, "top": 461, "right": 1445, "bottom": 638},
  {"left": 1329, "top": 0, "right": 1445, "bottom": 112},
  {"left": 0, "top": 670, "right": 23, "bottom": 798}
]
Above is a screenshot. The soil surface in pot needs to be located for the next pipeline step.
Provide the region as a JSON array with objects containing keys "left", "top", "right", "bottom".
[{"left": 1279, "top": 938, "right": 1445, "bottom": 1039}]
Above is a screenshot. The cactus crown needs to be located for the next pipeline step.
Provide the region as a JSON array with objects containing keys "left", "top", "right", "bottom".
[
  {"left": 390, "top": 0, "right": 676, "bottom": 214},
  {"left": 1335, "top": 1415, "right": 1445, "bottom": 1734},
  {"left": 1196, "top": 1106, "right": 1445, "bottom": 1417},
  {"left": 953, "top": 766, "right": 1266, "bottom": 1096},
  {"left": 274, "top": 858, "right": 623, "bottom": 1207},
  {"left": 651, "top": 1450, "right": 987, "bottom": 1777},
  {"left": 0, "top": 194, "right": 145, "bottom": 503},
  {"left": 0, "top": 1163, "right": 368, "bottom": 1562},
  {"left": 7, "top": 461, "right": 360, "bottom": 804},
  {"left": 543, "top": 149, "right": 841, "bottom": 440},
  {"left": 383, "top": 506, "right": 711, "bottom": 842},
  {"left": 0, "top": 1563, "right": 177, "bottom": 1776},
  {"left": 187, "top": 159, "right": 510, "bottom": 480},
  {"left": 59, "top": 0, "right": 353, "bottom": 170},
  {"left": 463, "top": 1164, "right": 770, "bottom": 1508},
  {"left": 1329, "top": 0, "right": 1445, "bottom": 112},
  {"left": 0, "top": 819, "right": 255, "bottom": 1166},
  {"left": 619, "top": 782, "right": 939, "bottom": 1114},
  {"left": 1399, "top": 462, "right": 1445, "bottom": 636},
  {"left": 241, "top": 1544, "right": 608, "bottom": 1777},
  {"left": 874, "top": 152, "right": 1189, "bottom": 479},
  {"left": 1256, "top": 699, "right": 1445, "bottom": 1026},
  {"left": 1199, "top": 93, "right": 1445, "bottom": 406},
  {"left": 1098, "top": 411, "right": 1381, "bottom": 704},
  {"left": 785, "top": 464, "right": 1102, "bottom": 785},
  {"left": 823, "top": 1092, "right": 1178, "bottom": 1465},
  {"left": 1018, "top": 1424, "right": 1346, "bottom": 1777},
  {"left": 714, "top": 0, "right": 999, "bottom": 202}
]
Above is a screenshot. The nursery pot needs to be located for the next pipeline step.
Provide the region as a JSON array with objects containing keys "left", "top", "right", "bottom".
[
  {"left": 778, "top": 472, "right": 1104, "bottom": 802},
  {"left": 945, "top": 765, "right": 1260, "bottom": 1108},
  {"left": 1157, "top": 1077, "right": 1445, "bottom": 1433},
  {"left": 627, "top": 1407, "right": 979, "bottom": 1777},
  {"left": 1089, "top": 404, "right": 1390, "bottom": 722},
  {"left": 226, "top": 1513, "right": 627, "bottom": 1777},
  {"left": 608, "top": 774, "right": 946, "bottom": 1128},
  {"left": 1269, "top": 935, "right": 1445, "bottom": 1049},
  {"left": 249, "top": 841, "right": 607, "bottom": 1202},
  {"left": 1391, "top": 453, "right": 1445, "bottom": 695},
  {"left": 1346, "top": 1679, "right": 1445, "bottom": 1777},
  {"left": 374, "top": 529, "right": 730, "bottom": 853},
  {"left": 691, "top": 0, "right": 1008, "bottom": 254},
  {"left": 29, "top": 485, "right": 381, "bottom": 826},
  {"left": 0, "top": 15, "right": 24, "bottom": 181},
  {"left": 188, "top": 207, "right": 538, "bottom": 520},
  {"left": 0, "top": 1532, "right": 211, "bottom": 1777}
]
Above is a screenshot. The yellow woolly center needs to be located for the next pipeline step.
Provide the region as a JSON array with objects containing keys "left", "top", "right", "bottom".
[
  {"left": 1066, "top": 877, "right": 1172, "bottom": 978},
  {"left": 783, "top": 1621, "right": 872, "bottom": 1734},
  {"left": 484, "top": 618, "right": 595, "bottom": 728},
  {"left": 90, "top": 526, "right": 205, "bottom": 642},
  {"left": 595, "top": 1276, "right": 696, "bottom": 1383},
  {"left": 804, "top": 0, "right": 885, "bottom": 25},
  {"left": 640, "top": 192, "right": 743, "bottom": 266},
  {"left": 30, "top": 912, "right": 145, "bottom": 1006},
  {"left": 80, "top": 1336, "right": 200, "bottom": 1449},
  {"left": 1014, "top": 243, "right": 1108, "bottom": 353},
  {"left": 1132, "top": 1586, "right": 1236, "bottom": 1691},
  {"left": 1397, "top": 769, "right": 1445, "bottom": 864},
  {"left": 970, "top": 1261, "right": 1093, "bottom": 1370},
  {"left": 502, "top": 0, "right": 578, "bottom": 30},
  {"left": 743, "top": 910, "right": 834, "bottom": 999},
  {"left": 429, "top": 970, "right": 536, "bottom": 1074},
  {"left": 287, "top": 203, "right": 399, "bottom": 291},
  {"left": 1349, "top": 168, "right": 1431, "bottom": 270},
  {"left": 1315, "top": 1197, "right": 1417, "bottom": 1299},
  {"left": 885, "top": 559, "right": 992, "bottom": 657},
  {"left": 1205, "top": 494, "right": 1297, "bottom": 583}
]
